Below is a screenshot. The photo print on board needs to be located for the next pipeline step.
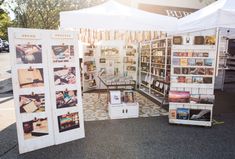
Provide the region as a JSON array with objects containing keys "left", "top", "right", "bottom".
[
  {"left": 58, "top": 112, "right": 80, "bottom": 132},
  {"left": 56, "top": 90, "right": 77, "bottom": 109},
  {"left": 18, "top": 68, "right": 44, "bottom": 88},
  {"left": 23, "top": 118, "right": 48, "bottom": 140},
  {"left": 19, "top": 93, "right": 45, "bottom": 113},
  {"left": 54, "top": 67, "right": 76, "bottom": 85},
  {"left": 16, "top": 44, "right": 42, "bottom": 64},
  {"left": 51, "top": 45, "right": 75, "bottom": 63}
]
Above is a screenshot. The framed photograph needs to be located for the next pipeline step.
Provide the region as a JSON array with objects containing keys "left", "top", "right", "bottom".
[
  {"left": 126, "top": 66, "right": 136, "bottom": 71},
  {"left": 182, "top": 68, "right": 189, "bottom": 74},
  {"left": 18, "top": 68, "right": 44, "bottom": 88},
  {"left": 172, "top": 58, "right": 180, "bottom": 65},
  {"left": 192, "top": 77, "right": 203, "bottom": 83},
  {"left": 205, "top": 68, "right": 214, "bottom": 75},
  {"left": 58, "top": 112, "right": 80, "bottom": 133},
  {"left": 173, "top": 36, "right": 183, "bottom": 45},
  {"left": 169, "top": 109, "right": 176, "bottom": 119},
  {"left": 54, "top": 67, "right": 76, "bottom": 85},
  {"left": 180, "top": 58, "right": 188, "bottom": 66},
  {"left": 177, "top": 108, "right": 189, "bottom": 120},
  {"left": 110, "top": 91, "right": 121, "bottom": 104},
  {"left": 204, "top": 59, "right": 213, "bottom": 66},
  {"left": 189, "top": 109, "right": 211, "bottom": 121},
  {"left": 56, "top": 90, "right": 77, "bottom": 109},
  {"left": 19, "top": 94, "right": 45, "bottom": 113},
  {"left": 188, "top": 59, "right": 196, "bottom": 66},
  {"left": 123, "top": 91, "right": 135, "bottom": 103},
  {"left": 174, "top": 68, "right": 181, "bottom": 74},
  {"left": 197, "top": 68, "right": 206, "bottom": 75},
  {"left": 190, "top": 95, "right": 200, "bottom": 104},
  {"left": 199, "top": 95, "right": 214, "bottom": 104},
  {"left": 177, "top": 76, "right": 186, "bottom": 83},
  {"left": 173, "top": 52, "right": 180, "bottom": 57},
  {"left": 16, "top": 44, "right": 42, "bottom": 64},
  {"left": 169, "top": 91, "right": 190, "bottom": 103},
  {"left": 194, "top": 36, "right": 205, "bottom": 45},
  {"left": 51, "top": 45, "right": 74, "bottom": 63},
  {"left": 189, "top": 68, "right": 198, "bottom": 75},
  {"left": 203, "top": 77, "right": 213, "bottom": 84},
  {"left": 203, "top": 52, "right": 209, "bottom": 57},
  {"left": 84, "top": 49, "right": 94, "bottom": 56},
  {"left": 195, "top": 59, "right": 204, "bottom": 66},
  {"left": 205, "top": 36, "right": 216, "bottom": 45},
  {"left": 185, "top": 77, "right": 192, "bottom": 83},
  {"left": 84, "top": 61, "right": 96, "bottom": 72},
  {"left": 23, "top": 118, "right": 48, "bottom": 140},
  {"left": 99, "top": 58, "right": 106, "bottom": 63}
]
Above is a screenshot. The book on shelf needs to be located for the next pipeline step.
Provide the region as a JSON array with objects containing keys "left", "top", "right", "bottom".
[
  {"left": 180, "top": 58, "right": 188, "bottom": 66},
  {"left": 174, "top": 68, "right": 181, "bottom": 74},
  {"left": 195, "top": 59, "right": 204, "bottom": 66},
  {"left": 204, "top": 59, "right": 213, "bottom": 66},
  {"left": 205, "top": 68, "right": 213, "bottom": 75},
  {"left": 188, "top": 59, "right": 196, "bottom": 66},
  {"left": 192, "top": 77, "right": 203, "bottom": 83},
  {"left": 173, "top": 58, "right": 180, "bottom": 65},
  {"left": 177, "top": 76, "right": 186, "bottom": 83},
  {"left": 185, "top": 77, "right": 192, "bottom": 83},
  {"left": 197, "top": 68, "right": 205, "bottom": 75},
  {"left": 203, "top": 77, "right": 213, "bottom": 84},
  {"left": 182, "top": 68, "right": 189, "bottom": 74}
]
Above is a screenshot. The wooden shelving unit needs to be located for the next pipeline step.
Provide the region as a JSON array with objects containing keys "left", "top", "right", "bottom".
[{"left": 139, "top": 38, "right": 171, "bottom": 103}]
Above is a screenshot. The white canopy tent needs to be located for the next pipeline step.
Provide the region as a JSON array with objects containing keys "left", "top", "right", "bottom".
[
  {"left": 177, "top": 0, "right": 235, "bottom": 33},
  {"left": 60, "top": 0, "right": 178, "bottom": 32}
]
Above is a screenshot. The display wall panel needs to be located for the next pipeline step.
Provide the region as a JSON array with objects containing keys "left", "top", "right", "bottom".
[
  {"left": 47, "top": 31, "right": 85, "bottom": 145},
  {"left": 169, "top": 29, "right": 217, "bottom": 127},
  {"left": 9, "top": 28, "right": 55, "bottom": 154},
  {"left": 9, "top": 28, "right": 85, "bottom": 153}
]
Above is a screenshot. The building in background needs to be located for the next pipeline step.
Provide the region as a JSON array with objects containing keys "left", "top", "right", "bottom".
[{"left": 117, "top": 0, "right": 216, "bottom": 18}]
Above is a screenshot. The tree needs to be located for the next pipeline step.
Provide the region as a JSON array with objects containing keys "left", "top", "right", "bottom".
[
  {"left": 0, "top": 0, "right": 12, "bottom": 40},
  {"left": 8, "top": 0, "right": 106, "bottom": 29}
]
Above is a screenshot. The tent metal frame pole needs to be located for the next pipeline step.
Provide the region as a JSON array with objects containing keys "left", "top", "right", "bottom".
[{"left": 215, "top": 27, "right": 221, "bottom": 84}]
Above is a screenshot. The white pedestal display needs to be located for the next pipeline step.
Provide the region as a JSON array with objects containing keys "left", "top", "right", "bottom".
[{"left": 109, "top": 102, "right": 139, "bottom": 119}]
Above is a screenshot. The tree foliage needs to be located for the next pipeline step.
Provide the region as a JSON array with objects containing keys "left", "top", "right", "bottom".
[
  {"left": 0, "top": 0, "right": 11, "bottom": 40},
  {"left": 8, "top": 0, "right": 106, "bottom": 29}
]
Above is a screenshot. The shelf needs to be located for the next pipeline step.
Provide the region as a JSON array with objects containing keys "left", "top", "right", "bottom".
[
  {"left": 151, "top": 55, "right": 165, "bottom": 57},
  {"left": 141, "top": 62, "right": 150, "bottom": 63},
  {"left": 141, "top": 71, "right": 149, "bottom": 74},
  {"left": 172, "top": 56, "right": 212, "bottom": 59},
  {"left": 150, "top": 88, "right": 164, "bottom": 95},
  {"left": 140, "top": 83, "right": 149, "bottom": 88},
  {"left": 152, "top": 47, "right": 166, "bottom": 49},
  {"left": 172, "top": 74, "right": 214, "bottom": 77},
  {"left": 169, "top": 102, "right": 213, "bottom": 107},
  {"left": 172, "top": 45, "right": 216, "bottom": 50},
  {"left": 151, "top": 62, "right": 166, "bottom": 65},
  {"left": 151, "top": 66, "right": 165, "bottom": 69},
  {"left": 170, "top": 83, "right": 214, "bottom": 88},
  {"left": 169, "top": 119, "right": 212, "bottom": 127},
  {"left": 151, "top": 74, "right": 165, "bottom": 78},
  {"left": 172, "top": 65, "right": 214, "bottom": 68}
]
